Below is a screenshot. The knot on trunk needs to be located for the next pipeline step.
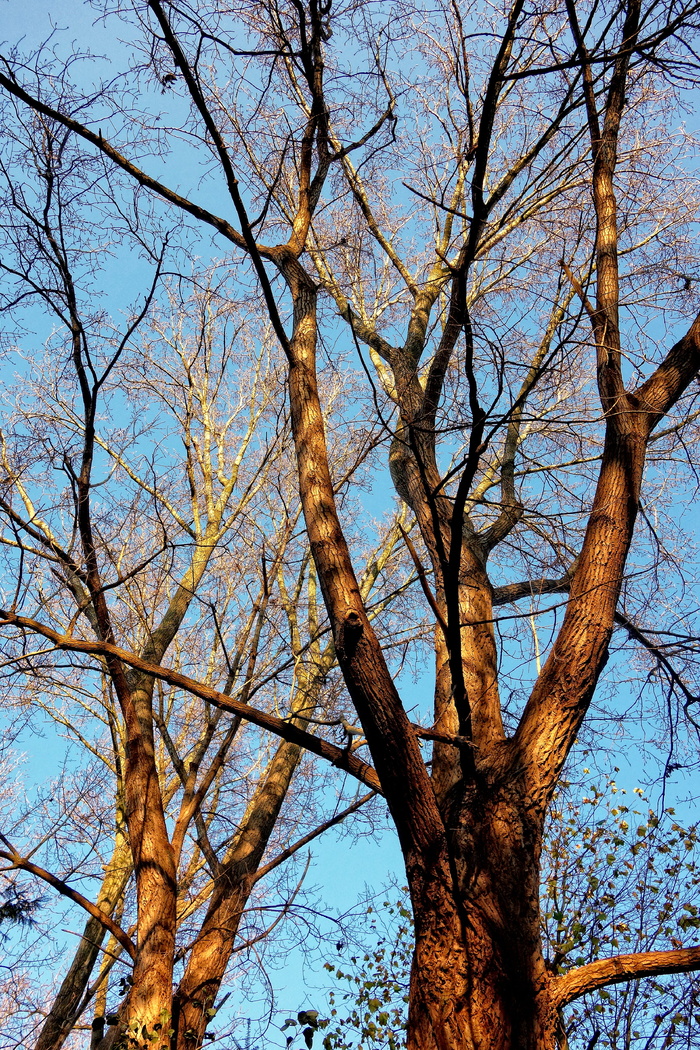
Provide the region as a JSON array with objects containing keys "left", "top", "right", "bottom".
[{"left": 336, "top": 609, "right": 364, "bottom": 660}]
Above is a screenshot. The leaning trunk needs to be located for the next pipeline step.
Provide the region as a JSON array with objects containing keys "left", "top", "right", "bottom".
[
  {"left": 172, "top": 736, "right": 306, "bottom": 1048},
  {"left": 35, "top": 832, "right": 131, "bottom": 1050}
]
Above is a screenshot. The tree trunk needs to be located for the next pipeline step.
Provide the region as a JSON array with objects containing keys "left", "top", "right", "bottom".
[
  {"left": 406, "top": 786, "right": 555, "bottom": 1050},
  {"left": 104, "top": 683, "right": 177, "bottom": 1049}
]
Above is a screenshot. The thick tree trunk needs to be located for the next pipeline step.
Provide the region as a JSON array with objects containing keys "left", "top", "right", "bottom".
[{"left": 406, "top": 788, "right": 554, "bottom": 1050}]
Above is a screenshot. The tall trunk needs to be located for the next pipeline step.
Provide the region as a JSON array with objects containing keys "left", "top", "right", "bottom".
[
  {"left": 430, "top": 627, "right": 462, "bottom": 804},
  {"left": 431, "top": 560, "right": 504, "bottom": 805},
  {"left": 112, "top": 683, "right": 177, "bottom": 1047}
]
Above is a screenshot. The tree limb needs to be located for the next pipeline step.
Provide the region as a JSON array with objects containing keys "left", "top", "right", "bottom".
[
  {"left": 0, "top": 836, "right": 136, "bottom": 961},
  {"left": 0, "top": 609, "right": 382, "bottom": 793},
  {"left": 553, "top": 945, "right": 700, "bottom": 1007}
]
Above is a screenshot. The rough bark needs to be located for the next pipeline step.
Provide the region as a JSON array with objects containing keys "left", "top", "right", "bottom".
[{"left": 407, "top": 778, "right": 562, "bottom": 1050}]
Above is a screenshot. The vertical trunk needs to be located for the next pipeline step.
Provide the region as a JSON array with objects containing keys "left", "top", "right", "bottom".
[
  {"left": 115, "top": 683, "right": 177, "bottom": 1047},
  {"left": 430, "top": 627, "right": 462, "bottom": 804},
  {"left": 283, "top": 266, "right": 442, "bottom": 850},
  {"left": 407, "top": 787, "right": 554, "bottom": 1050},
  {"left": 172, "top": 623, "right": 332, "bottom": 1049},
  {"left": 431, "top": 557, "right": 504, "bottom": 807}
]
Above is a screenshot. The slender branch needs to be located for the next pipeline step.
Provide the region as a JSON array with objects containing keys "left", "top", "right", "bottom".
[
  {"left": 144, "top": 2, "right": 290, "bottom": 353},
  {"left": 411, "top": 724, "right": 476, "bottom": 749},
  {"left": 0, "top": 837, "right": 136, "bottom": 961},
  {"left": 561, "top": 258, "right": 596, "bottom": 320},
  {"left": 252, "top": 791, "right": 377, "bottom": 884},
  {"left": 615, "top": 609, "right": 698, "bottom": 707},
  {"left": 492, "top": 569, "right": 578, "bottom": 606},
  {"left": 398, "top": 523, "right": 448, "bottom": 636}
]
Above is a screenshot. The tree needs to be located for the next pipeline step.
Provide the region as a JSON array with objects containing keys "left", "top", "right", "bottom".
[
  {"left": 0, "top": 114, "right": 403, "bottom": 1048},
  {"left": 320, "top": 778, "right": 700, "bottom": 1050},
  {"left": 1, "top": 1, "right": 700, "bottom": 1048}
]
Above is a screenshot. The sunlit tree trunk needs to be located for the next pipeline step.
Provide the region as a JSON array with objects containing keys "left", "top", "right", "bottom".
[{"left": 406, "top": 796, "right": 554, "bottom": 1050}]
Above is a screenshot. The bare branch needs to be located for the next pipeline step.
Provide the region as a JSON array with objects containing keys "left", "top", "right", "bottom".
[{"left": 553, "top": 945, "right": 700, "bottom": 1007}]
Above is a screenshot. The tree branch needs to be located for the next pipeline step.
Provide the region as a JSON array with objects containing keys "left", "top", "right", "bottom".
[
  {"left": 553, "top": 945, "right": 700, "bottom": 1007},
  {"left": 0, "top": 609, "right": 382, "bottom": 793},
  {"left": 0, "top": 836, "right": 136, "bottom": 961},
  {"left": 252, "top": 790, "right": 377, "bottom": 884}
]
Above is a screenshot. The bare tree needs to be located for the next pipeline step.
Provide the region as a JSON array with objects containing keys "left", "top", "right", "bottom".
[
  {"left": 1, "top": 0, "right": 700, "bottom": 1048},
  {"left": 0, "top": 111, "right": 407, "bottom": 1049}
]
